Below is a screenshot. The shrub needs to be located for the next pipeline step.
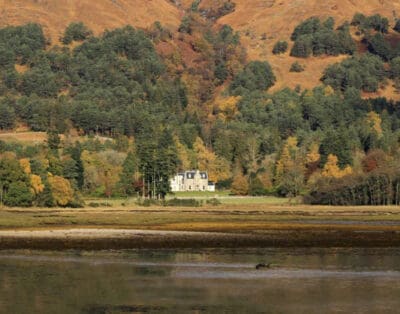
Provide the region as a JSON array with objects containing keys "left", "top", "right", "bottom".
[
  {"left": 290, "top": 35, "right": 313, "bottom": 57},
  {"left": 272, "top": 41, "right": 288, "bottom": 54},
  {"left": 164, "top": 198, "right": 202, "bottom": 207},
  {"left": 62, "top": 22, "right": 93, "bottom": 45},
  {"left": 206, "top": 198, "right": 221, "bottom": 206},
  {"left": 290, "top": 62, "right": 304, "bottom": 72},
  {"left": 394, "top": 20, "right": 400, "bottom": 33}
]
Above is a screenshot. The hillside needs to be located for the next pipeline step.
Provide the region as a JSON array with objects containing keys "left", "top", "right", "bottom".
[
  {"left": 1, "top": 0, "right": 400, "bottom": 95},
  {"left": 0, "top": 0, "right": 182, "bottom": 42},
  {"left": 219, "top": 0, "right": 400, "bottom": 92}
]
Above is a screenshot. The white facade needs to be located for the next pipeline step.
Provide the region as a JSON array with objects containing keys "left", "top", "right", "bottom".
[{"left": 170, "top": 170, "right": 215, "bottom": 192}]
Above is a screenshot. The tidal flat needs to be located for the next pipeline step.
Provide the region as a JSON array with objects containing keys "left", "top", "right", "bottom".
[{"left": 1, "top": 204, "right": 400, "bottom": 249}]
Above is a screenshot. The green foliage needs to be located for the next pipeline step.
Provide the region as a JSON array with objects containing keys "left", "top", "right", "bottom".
[
  {"left": 272, "top": 41, "right": 288, "bottom": 54},
  {"left": 4, "top": 181, "right": 33, "bottom": 207},
  {"left": 0, "top": 99, "right": 16, "bottom": 130},
  {"left": 118, "top": 151, "right": 138, "bottom": 196},
  {"left": 0, "top": 23, "right": 46, "bottom": 64},
  {"left": 190, "top": 0, "right": 201, "bottom": 12},
  {"left": 230, "top": 61, "right": 276, "bottom": 94},
  {"left": 365, "top": 33, "right": 394, "bottom": 61},
  {"left": 390, "top": 57, "right": 400, "bottom": 78},
  {"left": 205, "top": 198, "right": 221, "bottom": 205},
  {"left": 351, "top": 13, "right": 389, "bottom": 34},
  {"left": 137, "top": 129, "right": 179, "bottom": 199},
  {"left": 290, "top": 17, "right": 355, "bottom": 58},
  {"left": 178, "top": 16, "right": 193, "bottom": 34},
  {"left": 200, "top": 1, "right": 236, "bottom": 20},
  {"left": 62, "top": 22, "right": 93, "bottom": 45},
  {"left": 164, "top": 198, "right": 202, "bottom": 207},
  {"left": 291, "top": 17, "right": 322, "bottom": 41},
  {"left": 321, "top": 54, "right": 385, "bottom": 92},
  {"left": 394, "top": 19, "right": 400, "bottom": 33},
  {"left": 319, "top": 128, "right": 354, "bottom": 168},
  {"left": 290, "top": 35, "right": 313, "bottom": 57},
  {"left": 47, "top": 130, "right": 61, "bottom": 150},
  {"left": 289, "top": 62, "right": 304, "bottom": 72},
  {"left": 248, "top": 177, "right": 268, "bottom": 196},
  {"left": 0, "top": 155, "right": 33, "bottom": 207},
  {"left": 306, "top": 167, "right": 400, "bottom": 205}
]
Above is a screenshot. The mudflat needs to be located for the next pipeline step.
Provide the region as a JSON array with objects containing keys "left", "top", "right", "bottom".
[{"left": 1, "top": 204, "right": 400, "bottom": 249}]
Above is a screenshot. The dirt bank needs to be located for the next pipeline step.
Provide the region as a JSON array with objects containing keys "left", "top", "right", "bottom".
[{"left": 1, "top": 228, "right": 400, "bottom": 250}]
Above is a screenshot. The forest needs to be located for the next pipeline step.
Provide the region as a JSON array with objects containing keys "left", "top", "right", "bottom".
[{"left": 1, "top": 11, "right": 400, "bottom": 207}]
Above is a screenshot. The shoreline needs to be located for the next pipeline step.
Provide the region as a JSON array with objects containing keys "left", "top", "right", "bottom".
[{"left": 1, "top": 228, "right": 400, "bottom": 250}]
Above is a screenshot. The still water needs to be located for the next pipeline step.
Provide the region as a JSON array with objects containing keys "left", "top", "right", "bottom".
[{"left": 1, "top": 248, "right": 400, "bottom": 314}]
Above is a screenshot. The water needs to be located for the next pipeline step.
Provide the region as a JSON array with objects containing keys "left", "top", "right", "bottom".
[{"left": 1, "top": 248, "right": 400, "bottom": 313}]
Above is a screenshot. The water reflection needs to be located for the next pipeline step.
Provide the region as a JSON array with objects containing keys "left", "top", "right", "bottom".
[{"left": 1, "top": 248, "right": 400, "bottom": 313}]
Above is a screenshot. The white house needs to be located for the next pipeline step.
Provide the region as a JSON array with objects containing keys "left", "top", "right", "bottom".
[{"left": 170, "top": 170, "right": 215, "bottom": 192}]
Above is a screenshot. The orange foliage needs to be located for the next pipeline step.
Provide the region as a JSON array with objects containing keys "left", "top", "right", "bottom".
[
  {"left": 322, "top": 154, "right": 353, "bottom": 179},
  {"left": 19, "top": 158, "right": 31, "bottom": 174},
  {"left": 48, "top": 175, "right": 74, "bottom": 206},
  {"left": 193, "top": 137, "right": 230, "bottom": 182},
  {"left": 231, "top": 172, "right": 249, "bottom": 195},
  {"left": 30, "top": 174, "right": 45, "bottom": 195}
]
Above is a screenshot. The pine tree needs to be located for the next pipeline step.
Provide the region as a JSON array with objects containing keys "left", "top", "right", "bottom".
[{"left": 118, "top": 151, "right": 137, "bottom": 196}]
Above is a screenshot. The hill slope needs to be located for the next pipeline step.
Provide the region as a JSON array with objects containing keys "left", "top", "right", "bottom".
[
  {"left": 1, "top": 0, "right": 400, "bottom": 94},
  {"left": 0, "top": 0, "right": 182, "bottom": 42},
  {"left": 219, "top": 0, "right": 400, "bottom": 91}
]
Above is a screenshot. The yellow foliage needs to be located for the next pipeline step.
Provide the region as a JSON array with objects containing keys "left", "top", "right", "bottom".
[
  {"left": 322, "top": 154, "right": 353, "bottom": 179},
  {"left": 48, "top": 175, "right": 74, "bottom": 206},
  {"left": 324, "top": 85, "right": 335, "bottom": 96},
  {"left": 306, "top": 143, "right": 320, "bottom": 164},
  {"left": 258, "top": 171, "right": 273, "bottom": 190},
  {"left": 193, "top": 137, "right": 230, "bottom": 182},
  {"left": 214, "top": 96, "right": 241, "bottom": 121},
  {"left": 231, "top": 173, "right": 249, "bottom": 195},
  {"left": 275, "top": 137, "right": 298, "bottom": 180},
  {"left": 19, "top": 158, "right": 31, "bottom": 174},
  {"left": 174, "top": 136, "right": 192, "bottom": 170},
  {"left": 366, "top": 111, "right": 383, "bottom": 136},
  {"left": 30, "top": 174, "right": 44, "bottom": 195}
]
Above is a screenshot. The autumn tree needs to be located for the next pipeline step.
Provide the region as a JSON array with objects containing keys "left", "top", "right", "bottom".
[
  {"left": 231, "top": 172, "right": 249, "bottom": 195},
  {"left": 48, "top": 175, "right": 74, "bottom": 207},
  {"left": 193, "top": 137, "right": 230, "bottom": 183},
  {"left": 322, "top": 154, "right": 353, "bottom": 179}
]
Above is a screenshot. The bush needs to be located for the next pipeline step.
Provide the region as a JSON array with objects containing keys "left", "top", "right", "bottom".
[
  {"left": 290, "top": 62, "right": 304, "bottom": 72},
  {"left": 272, "top": 41, "right": 288, "bottom": 54},
  {"left": 206, "top": 198, "right": 221, "bottom": 206},
  {"left": 136, "top": 198, "right": 160, "bottom": 207},
  {"left": 164, "top": 198, "right": 202, "bottom": 207},
  {"left": 62, "top": 22, "right": 93, "bottom": 45},
  {"left": 290, "top": 35, "right": 313, "bottom": 57},
  {"left": 395, "top": 20, "right": 400, "bottom": 33},
  {"left": 352, "top": 13, "right": 389, "bottom": 34}
]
